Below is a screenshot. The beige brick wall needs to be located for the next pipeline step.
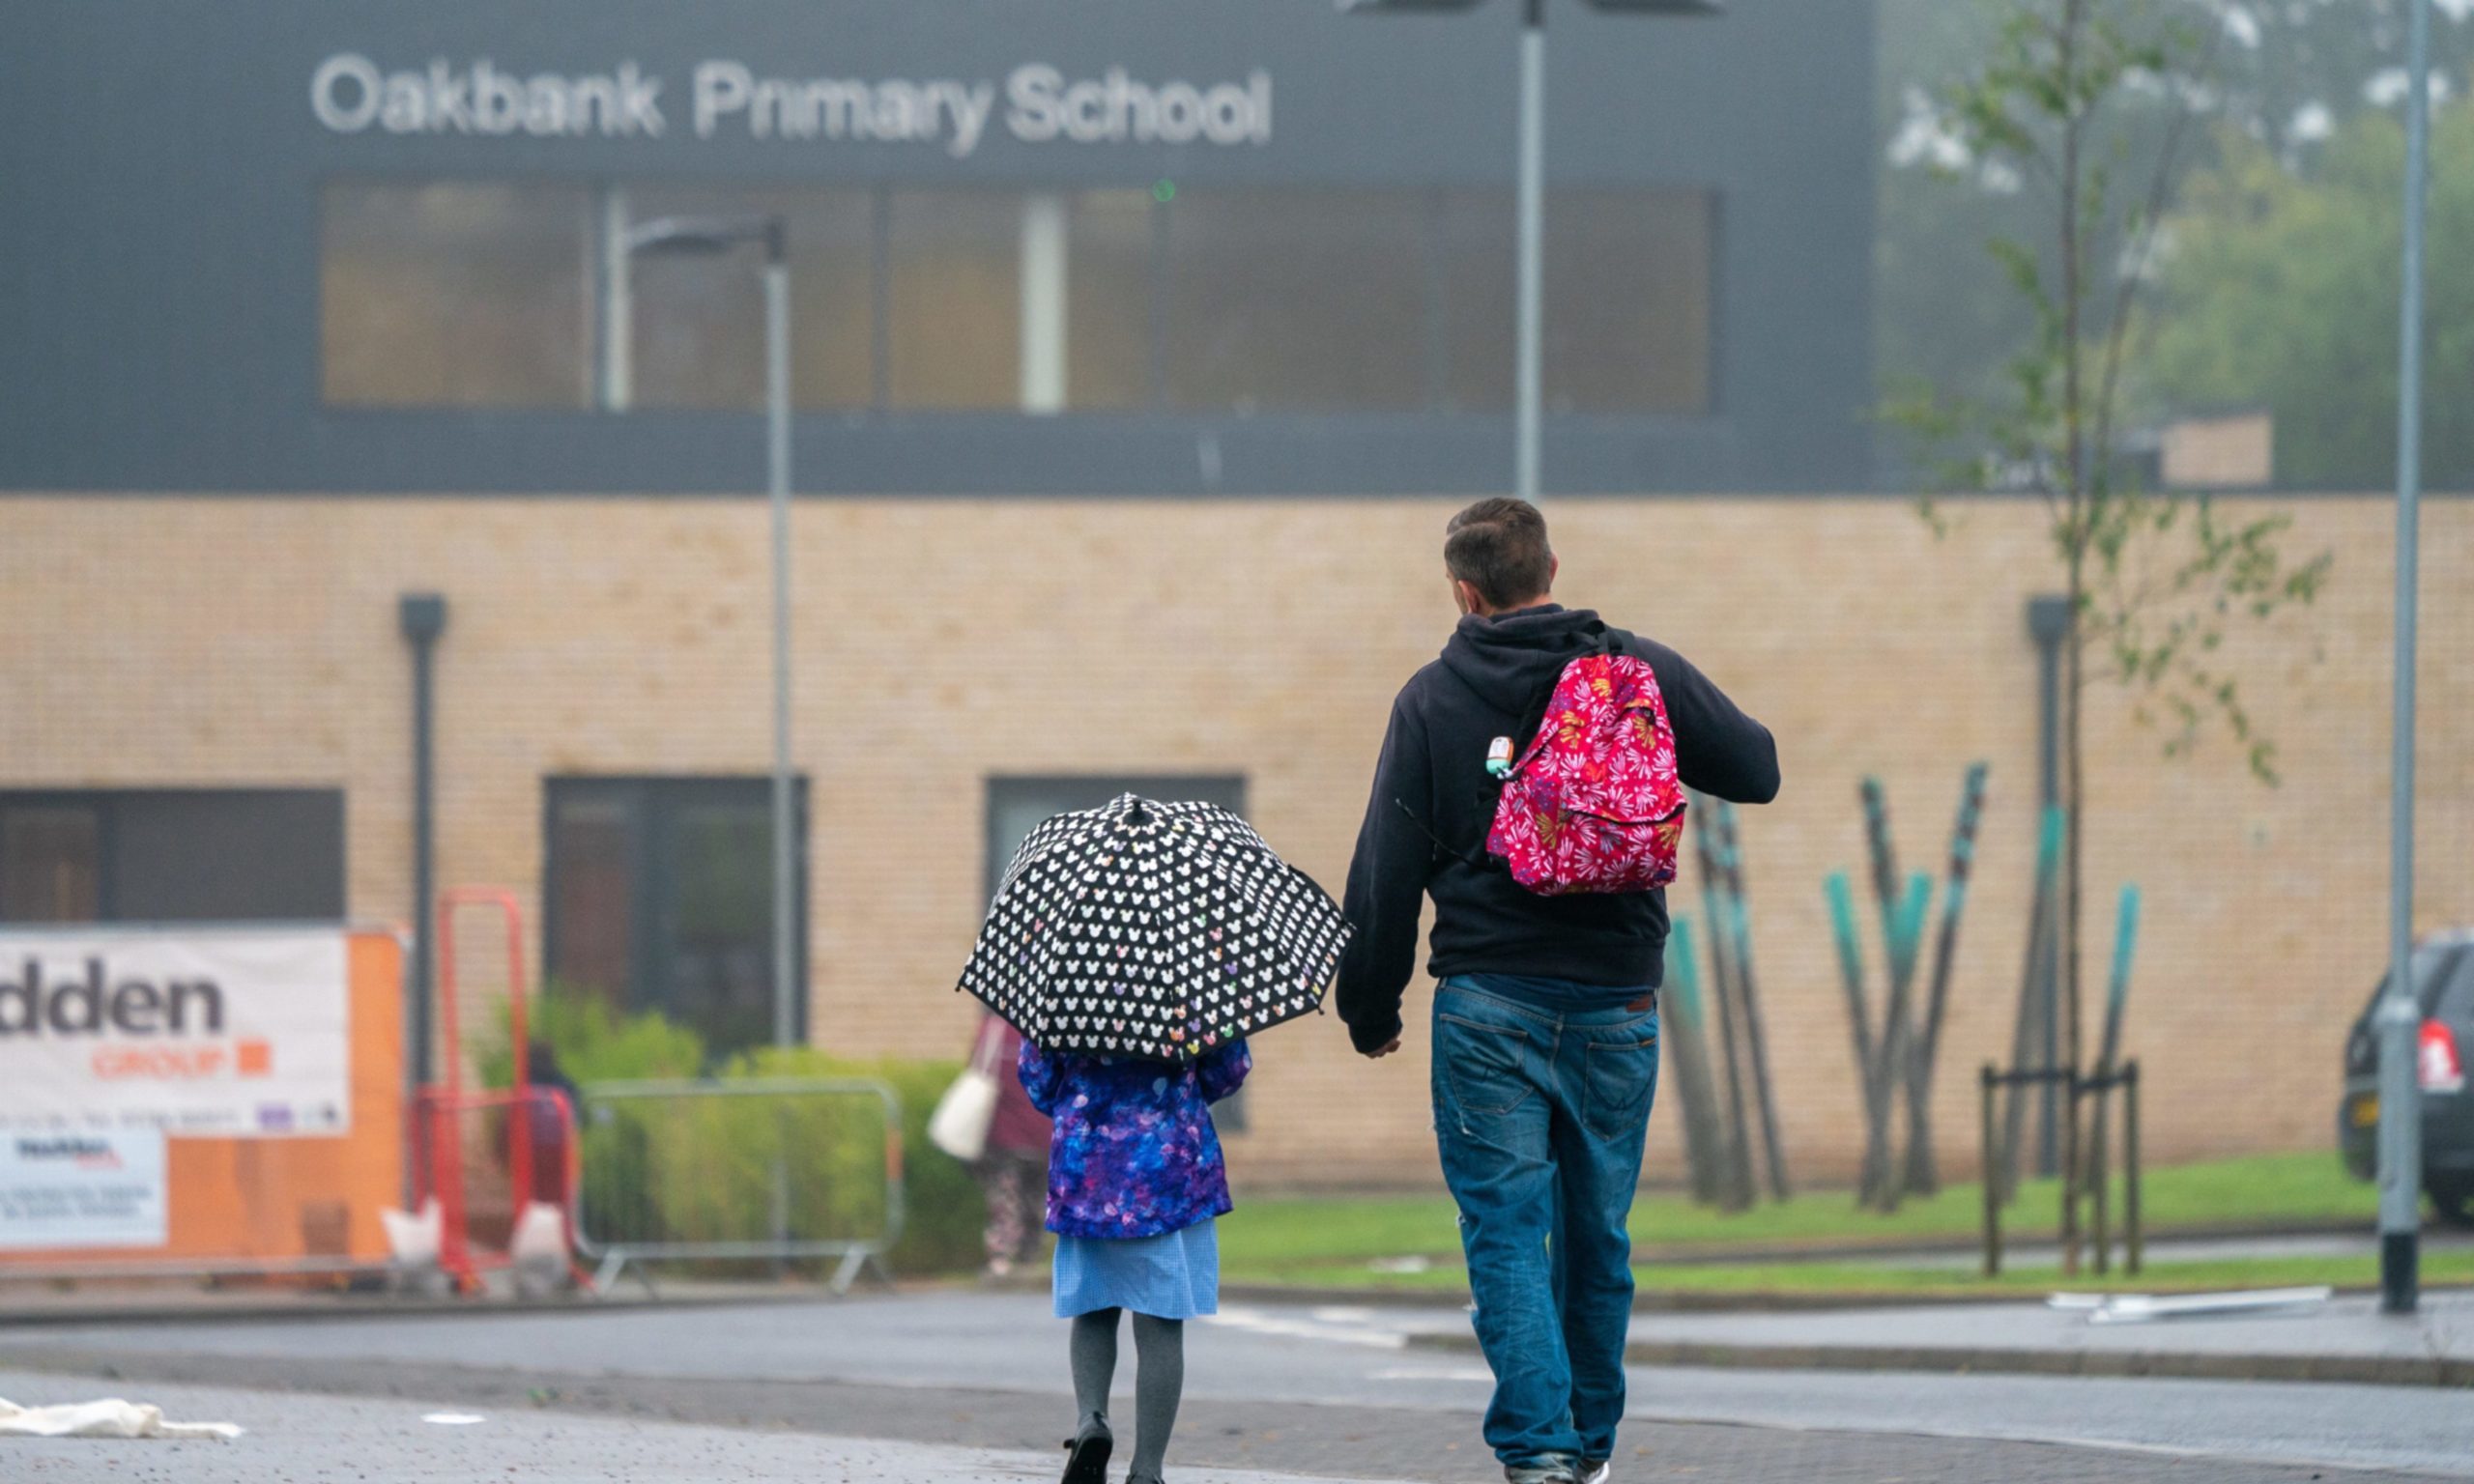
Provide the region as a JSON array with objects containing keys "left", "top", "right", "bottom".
[{"left": 3, "top": 494, "right": 2466, "bottom": 1191}]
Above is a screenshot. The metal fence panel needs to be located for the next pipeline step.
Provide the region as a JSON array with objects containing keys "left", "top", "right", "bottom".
[{"left": 571, "top": 1077, "right": 905, "bottom": 1295}]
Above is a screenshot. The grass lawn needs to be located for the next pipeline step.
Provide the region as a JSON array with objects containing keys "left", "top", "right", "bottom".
[{"left": 1221, "top": 1151, "right": 2383, "bottom": 1284}]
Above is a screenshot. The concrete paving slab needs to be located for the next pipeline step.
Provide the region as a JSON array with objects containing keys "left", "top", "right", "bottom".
[{"left": 0, "top": 1369, "right": 1395, "bottom": 1484}]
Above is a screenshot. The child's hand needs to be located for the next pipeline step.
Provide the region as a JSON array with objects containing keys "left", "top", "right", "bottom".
[{"left": 1363, "top": 1037, "right": 1403, "bottom": 1060}]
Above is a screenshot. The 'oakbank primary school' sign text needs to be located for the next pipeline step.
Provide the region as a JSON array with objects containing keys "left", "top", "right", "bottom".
[{"left": 311, "top": 55, "right": 1275, "bottom": 157}]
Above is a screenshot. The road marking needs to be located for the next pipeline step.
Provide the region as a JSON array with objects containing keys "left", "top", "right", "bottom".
[
  {"left": 1369, "top": 1365, "right": 1494, "bottom": 1384},
  {"left": 1203, "top": 1305, "right": 1409, "bottom": 1350}
]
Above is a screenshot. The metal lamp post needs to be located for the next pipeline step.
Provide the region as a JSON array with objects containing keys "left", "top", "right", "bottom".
[
  {"left": 1340, "top": 0, "right": 1720, "bottom": 502},
  {"left": 2378, "top": 0, "right": 2435, "bottom": 1316},
  {"left": 623, "top": 214, "right": 801, "bottom": 1048}
]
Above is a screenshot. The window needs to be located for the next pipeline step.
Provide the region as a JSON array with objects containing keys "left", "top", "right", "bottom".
[
  {"left": 323, "top": 181, "right": 592, "bottom": 408},
  {"left": 1435, "top": 191, "right": 1517, "bottom": 414},
  {"left": 1163, "top": 189, "right": 1427, "bottom": 414},
  {"left": 319, "top": 178, "right": 1716, "bottom": 419},
  {"left": 544, "top": 777, "right": 807, "bottom": 1056},
  {"left": 0, "top": 805, "right": 100, "bottom": 923},
  {"left": 624, "top": 185, "right": 877, "bottom": 412},
  {"left": 0, "top": 790, "right": 345, "bottom": 924},
  {"left": 1544, "top": 189, "right": 1715, "bottom": 415},
  {"left": 1436, "top": 187, "right": 1716, "bottom": 415},
  {"left": 984, "top": 776, "right": 1250, "bottom": 1131},
  {"left": 2358, "top": 946, "right": 2469, "bottom": 1020},
  {"left": 1064, "top": 189, "right": 1158, "bottom": 411},
  {"left": 984, "top": 776, "right": 1247, "bottom": 899},
  {"left": 888, "top": 189, "right": 1023, "bottom": 410},
  {"left": 2431, "top": 948, "right": 2474, "bottom": 1022}
]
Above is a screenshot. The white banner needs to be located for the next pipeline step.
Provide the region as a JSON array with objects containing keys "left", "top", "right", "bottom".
[
  {"left": 0, "top": 929, "right": 352, "bottom": 1138},
  {"left": 0, "top": 1129, "right": 167, "bottom": 1250}
]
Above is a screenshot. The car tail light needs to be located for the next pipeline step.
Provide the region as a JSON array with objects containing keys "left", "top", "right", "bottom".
[{"left": 2421, "top": 1020, "right": 2466, "bottom": 1095}]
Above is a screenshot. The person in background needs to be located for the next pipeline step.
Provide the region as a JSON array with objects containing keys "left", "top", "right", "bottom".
[
  {"left": 523, "top": 1040, "right": 580, "bottom": 1211},
  {"left": 971, "top": 1013, "right": 1051, "bottom": 1280}
]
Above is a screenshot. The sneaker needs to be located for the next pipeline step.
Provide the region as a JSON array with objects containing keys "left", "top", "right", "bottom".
[
  {"left": 1504, "top": 1463, "right": 1580, "bottom": 1484},
  {"left": 1579, "top": 1461, "right": 1611, "bottom": 1484}
]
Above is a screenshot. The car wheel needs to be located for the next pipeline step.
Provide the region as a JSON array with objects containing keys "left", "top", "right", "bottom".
[{"left": 2429, "top": 1178, "right": 2474, "bottom": 1230}]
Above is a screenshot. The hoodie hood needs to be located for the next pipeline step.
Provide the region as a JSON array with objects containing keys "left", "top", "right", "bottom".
[{"left": 1438, "top": 604, "right": 1610, "bottom": 711}]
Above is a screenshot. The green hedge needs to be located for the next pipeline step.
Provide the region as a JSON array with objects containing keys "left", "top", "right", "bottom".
[{"left": 483, "top": 994, "right": 990, "bottom": 1278}]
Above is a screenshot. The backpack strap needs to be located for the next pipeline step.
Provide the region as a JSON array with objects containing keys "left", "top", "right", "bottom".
[
  {"left": 1511, "top": 622, "right": 1609, "bottom": 761},
  {"left": 1394, "top": 797, "right": 1486, "bottom": 870}
]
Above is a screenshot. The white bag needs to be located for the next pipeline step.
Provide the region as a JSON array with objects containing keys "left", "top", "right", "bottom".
[{"left": 929, "top": 1021, "right": 1006, "bottom": 1163}]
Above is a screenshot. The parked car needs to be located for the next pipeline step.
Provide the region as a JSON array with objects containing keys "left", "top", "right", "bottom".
[{"left": 2340, "top": 929, "right": 2474, "bottom": 1227}]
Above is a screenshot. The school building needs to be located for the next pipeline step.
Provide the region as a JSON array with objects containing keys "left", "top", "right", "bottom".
[{"left": 4, "top": 0, "right": 2464, "bottom": 1190}]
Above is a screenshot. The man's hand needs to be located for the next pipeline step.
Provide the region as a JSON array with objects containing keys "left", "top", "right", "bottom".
[{"left": 1363, "top": 1037, "right": 1403, "bottom": 1060}]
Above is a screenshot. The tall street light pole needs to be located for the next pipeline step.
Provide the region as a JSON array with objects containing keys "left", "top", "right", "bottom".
[
  {"left": 1514, "top": 0, "right": 1548, "bottom": 505},
  {"left": 624, "top": 214, "right": 801, "bottom": 1049},
  {"left": 1342, "top": 0, "right": 1719, "bottom": 503},
  {"left": 2378, "top": 0, "right": 2434, "bottom": 1317}
]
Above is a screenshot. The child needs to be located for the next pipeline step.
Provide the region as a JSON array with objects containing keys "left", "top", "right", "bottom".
[{"left": 1021, "top": 1034, "right": 1251, "bottom": 1484}]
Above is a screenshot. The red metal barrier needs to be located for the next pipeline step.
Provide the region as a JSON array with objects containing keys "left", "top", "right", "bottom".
[
  {"left": 410, "top": 1085, "right": 583, "bottom": 1292},
  {"left": 415, "top": 887, "right": 564, "bottom": 1293}
]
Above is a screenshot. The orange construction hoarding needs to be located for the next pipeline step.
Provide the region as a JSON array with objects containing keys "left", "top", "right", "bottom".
[{"left": 0, "top": 928, "right": 404, "bottom": 1271}]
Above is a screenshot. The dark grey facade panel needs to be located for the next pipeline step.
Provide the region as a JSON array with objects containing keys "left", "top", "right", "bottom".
[{"left": 0, "top": 0, "right": 1877, "bottom": 496}]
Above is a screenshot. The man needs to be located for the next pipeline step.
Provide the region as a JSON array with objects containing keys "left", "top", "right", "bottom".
[{"left": 1336, "top": 498, "right": 1778, "bottom": 1484}]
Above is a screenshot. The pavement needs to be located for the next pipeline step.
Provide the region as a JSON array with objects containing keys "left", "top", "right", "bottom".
[
  {"left": 0, "top": 1275, "right": 776, "bottom": 1327},
  {"left": 1407, "top": 1286, "right": 2474, "bottom": 1386},
  {"left": 2, "top": 1289, "right": 2471, "bottom": 1481},
  {"left": 0, "top": 1370, "right": 1389, "bottom": 1484}
]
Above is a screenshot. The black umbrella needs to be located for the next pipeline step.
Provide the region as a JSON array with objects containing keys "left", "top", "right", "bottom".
[{"left": 959, "top": 794, "right": 1351, "bottom": 1060}]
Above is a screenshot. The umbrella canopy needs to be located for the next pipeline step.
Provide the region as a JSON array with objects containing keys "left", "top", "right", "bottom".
[{"left": 959, "top": 794, "right": 1351, "bottom": 1060}]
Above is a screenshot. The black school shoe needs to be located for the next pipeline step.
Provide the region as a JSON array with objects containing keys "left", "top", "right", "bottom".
[{"left": 1059, "top": 1417, "right": 1113, "bottom": 1484}]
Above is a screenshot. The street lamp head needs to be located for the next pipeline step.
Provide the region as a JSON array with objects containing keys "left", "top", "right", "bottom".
[
  {"left": 397, "top": 592, "right": 446, "bottom": 644},
  {"left": 622, "top": 213, "right": 787, "bottom": 263}
]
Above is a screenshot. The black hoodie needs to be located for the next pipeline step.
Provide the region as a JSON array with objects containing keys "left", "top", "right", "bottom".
[{"left": 1334, "top": 605, "right": 1780, "bottom": 1055}]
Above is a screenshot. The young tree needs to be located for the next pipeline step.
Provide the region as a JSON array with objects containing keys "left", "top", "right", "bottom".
[
  {"left": 1887, "top": 0, "right": 2333, "bottom": 1271},
  {"left": 1877, "top": 0, "right": 2474, "bottom": 406}
]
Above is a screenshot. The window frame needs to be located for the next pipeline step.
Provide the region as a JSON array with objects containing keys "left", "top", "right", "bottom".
[
  {"left": 981, "top": 774, "right": 1251, "bottom": 1132},
  {"left": 981, "top": 775, "right": 1249, "bottom": 902},
  {"left": 540, "top": 774, "right": 812, "bottom": 1052},
  {"left": 318, "top": 176, "right": 599, "bottom": 412},
  {"left": 316, "top": 174, "right": 1727, "bottom": 427},
  {"left": 0, "top": 787, "right": 347, "bottom": 926}
]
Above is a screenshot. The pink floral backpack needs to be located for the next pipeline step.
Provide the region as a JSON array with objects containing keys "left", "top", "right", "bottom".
[{"left": 1485, "top": 634, "right": 1687, "bottom": 896}]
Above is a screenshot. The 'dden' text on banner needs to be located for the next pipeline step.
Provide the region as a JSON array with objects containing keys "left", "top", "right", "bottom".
[{"left": 0, "top": 928, "right": 353, "bottom": 1138}]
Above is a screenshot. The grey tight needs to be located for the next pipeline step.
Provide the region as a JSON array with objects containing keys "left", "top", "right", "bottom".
[{"left": 1068, "top": 1307, "right": 1185, "bottom": 1482}]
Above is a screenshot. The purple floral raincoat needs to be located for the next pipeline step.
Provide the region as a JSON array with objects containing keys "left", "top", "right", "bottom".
[{"left": 1019, "top": 1038, "right": 1251, "bottom": 1240}]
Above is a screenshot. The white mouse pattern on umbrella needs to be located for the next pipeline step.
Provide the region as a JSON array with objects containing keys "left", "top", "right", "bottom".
[{"left": 960, "top": 794, "right": 1350, "bottom": 1059}]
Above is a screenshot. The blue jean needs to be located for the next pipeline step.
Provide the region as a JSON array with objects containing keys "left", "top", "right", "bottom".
[{"left": 1431, "top": 977, "right": 1659, "bottom": 1470}]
